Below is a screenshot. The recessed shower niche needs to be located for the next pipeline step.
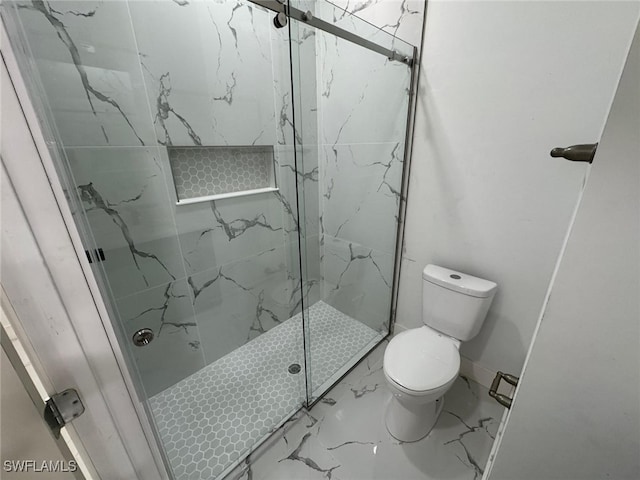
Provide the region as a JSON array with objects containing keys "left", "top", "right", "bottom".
[{"left": 168, "top": 145, "right": 278, "bottom": 204}]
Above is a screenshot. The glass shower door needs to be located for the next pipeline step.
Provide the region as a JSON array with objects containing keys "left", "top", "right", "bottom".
[
  {"left": 288, "top": 1, "right": 414, "bottom": 401},
  {"left": 2, "top": 0, "right": 417, "bottom": 477},
  {"left": 3, "top": 1, "right": 307, "bottom": 479}
]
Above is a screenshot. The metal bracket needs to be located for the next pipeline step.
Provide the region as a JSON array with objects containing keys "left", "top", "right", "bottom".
[
  {"left": 389, "top": 50, "right": 413, "bottom": 67},
  {"left": 489, "top": 371, "right": 519, "bottom": 409},
  {"left": 44, "top": 389, "right": 85, "bottom": 438}
]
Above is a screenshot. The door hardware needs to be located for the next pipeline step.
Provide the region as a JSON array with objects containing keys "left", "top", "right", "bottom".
[
  {"left": 44, "top": 389, "right": 85, "bottom": 439},
  {"left": 550, "top": 143, "right": 598, "bottom": 163},
  {"left": 85, "top": 248, "right": 105, "bottom": 263},
  {"left": 489, "top": 371, "right": 519, "bottom": 409}
]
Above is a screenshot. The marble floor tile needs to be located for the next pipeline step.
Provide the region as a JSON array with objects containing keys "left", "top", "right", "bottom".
[{"left": 243, "top": 344, "right": 503, "bottom": 480}]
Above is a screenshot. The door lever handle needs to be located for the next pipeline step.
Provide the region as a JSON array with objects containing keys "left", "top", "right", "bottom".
[{"left": 550, "top": 143, "right": 598, "bottom": 163}]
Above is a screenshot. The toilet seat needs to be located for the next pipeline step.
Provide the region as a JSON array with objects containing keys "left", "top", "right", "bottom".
[{"left": 384, "top": 327, "right": 460, "bottom": 393}]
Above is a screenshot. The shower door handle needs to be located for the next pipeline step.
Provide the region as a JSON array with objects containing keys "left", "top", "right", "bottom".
[{"left": 550, "top": 143, "right": 598, "bottom": 163}]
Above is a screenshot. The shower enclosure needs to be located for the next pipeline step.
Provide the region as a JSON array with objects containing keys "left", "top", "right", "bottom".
[{"left": 2, "top": 0, "right": 416, "bottom": 478}]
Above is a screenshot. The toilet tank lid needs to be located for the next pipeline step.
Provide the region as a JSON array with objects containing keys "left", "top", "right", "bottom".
[{"left": 422, "top": 264, "right": 497, "bottom": 298}]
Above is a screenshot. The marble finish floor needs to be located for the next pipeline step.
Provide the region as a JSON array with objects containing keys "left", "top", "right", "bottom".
[
  {"left": 150, "top": 301, "right": 382, "bottom": 480},
  {"left": 226, "top": 340, "right": 504, "bottom": 480}
]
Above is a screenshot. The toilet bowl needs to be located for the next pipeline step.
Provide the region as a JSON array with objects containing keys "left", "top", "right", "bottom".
[
  {"left": 383, "top": 265, "right": 497, "bottom": 442},
  {"left": 383, "top": 326, "right": 460, "bottom": 441}
]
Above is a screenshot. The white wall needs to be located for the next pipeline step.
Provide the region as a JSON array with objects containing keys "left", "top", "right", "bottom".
[
  {"left": 397, "top": 1, "right": 640, "bottom": 376},
  {"left": 488, "top": 18, "right": 640, "bottom": 479}
]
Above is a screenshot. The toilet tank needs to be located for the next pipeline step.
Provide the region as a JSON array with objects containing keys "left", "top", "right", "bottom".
[{"left": 422, "top": 265, "right": 497, "bottom": 341}]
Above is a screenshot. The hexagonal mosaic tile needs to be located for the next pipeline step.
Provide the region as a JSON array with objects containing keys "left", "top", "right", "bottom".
[
  {"left": 168, "top": 146, "right": 274, "bottom": 201},
  {"left": 149, "top": 301, "right": 379, "bottom": 480}
]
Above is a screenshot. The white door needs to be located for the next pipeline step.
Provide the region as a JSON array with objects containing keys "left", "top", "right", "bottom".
[{"left": 486, "top": 19, "right": 640, "bottom": 480}]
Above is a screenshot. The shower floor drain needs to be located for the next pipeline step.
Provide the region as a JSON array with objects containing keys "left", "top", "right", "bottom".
[{"left": 288, "top": 363, "right": 301, "bottom": 374}]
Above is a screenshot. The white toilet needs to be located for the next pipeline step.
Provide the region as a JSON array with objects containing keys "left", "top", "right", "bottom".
[{"left": 383, "top": 264, "right": 497, "bottom": 442}]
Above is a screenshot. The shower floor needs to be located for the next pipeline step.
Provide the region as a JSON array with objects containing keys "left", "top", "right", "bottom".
[{"left": 149, "top": 300, "right": 383, "bottom": 480}]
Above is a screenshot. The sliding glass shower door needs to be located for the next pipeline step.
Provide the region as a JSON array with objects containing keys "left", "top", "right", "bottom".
[
  {"left": 288, "top": 1, "right": 414, "bottom": 401},
  {"left": 2, "top": 0, "right": 416, "bottom": 478},
  {"left": 5, "top": 1, "right": 306, "bottom": 478}
]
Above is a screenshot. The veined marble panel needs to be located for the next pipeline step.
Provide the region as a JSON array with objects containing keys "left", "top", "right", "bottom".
[
  {"left": 297, "top": 234, "right": 322, "bottom": 310},
  {"left": 289, "top": 12, "right": 319, "bottom": 149},
  {"left": 10, "top": 0, "right": 156, "bottom": 146},
  {"left": 317, "top": 22, "right": 411, "bottom": 147},
  {"left": 268, "top": 16, "right": 298, "bottom": 149},
  {"left": 276, "top": 13, "right": 317, "bottom": 279},
  {"left": 274, "top": 145, "right": 317, "bottom": 238},
  {"left": 321, "top": 235, "right": 393, "bottom": 333},
  {"left": 116, "top": 278, "right": 204, "bottom": 397},
  {"left": 270, "top": 144, "right": 318, "bottom": 332},
  {"left": 65, "top": 146, "right": 185, "bottom": 298},
  {"left": 297, "top": 146, "right": 320, "bottom": 237},
  {"left": 173, "top": 192, "right": 286, "bottom": 276},
  {"left": 320, "top": 142, "right": 403, "bottom": 256},
  {"left": 271, "top": 146, "right": 302, "bottom": 237},
  {"left": 128, "top": 0, "right": 281, "bottom": 147},
  {"left": 188, "top": 246, "right": 292, "bottom": 365},
  {"left": 328, "top": 0, "right": 425, "bottom": 48}
]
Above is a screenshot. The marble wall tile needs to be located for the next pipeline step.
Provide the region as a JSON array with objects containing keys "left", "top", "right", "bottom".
[
  {"left": 128, "top": 0, "right": 280, "bottom": 147},
  {"left": 11, "top": 0, "right": 156, "bottom": 146},
  {"left": 189, "top": 246, "right": 298, "bottom": 365},
  {"left": 275, "top": 144, "right": 320, "bottom": 239},
  {"left": 317, "top": 28, "right": 411, "bottom": 147},
  {"left": 321, "top": 236, "right": 393, "bottom": 332},
  {"left": 272, "top": 144, "right": 319, "bottom": 320},
  {"left": 308, "top": 1, "right": 416, "bottom": 343},
  {"left": 269, "top": 24, "right": 298, "bottom": 148},
  {"left": 94, "top": 237, "right": 185, "bottom": 301},
  {"left": 299, "top": 234, "right": 322, "bottom": 309},
  {"left": 327, "top": 0, "right": 425, "bottom": 48},
  {"left": 272, "top": 146, "right": 303, "bottom": 239},
  {"left": 115, "top": 278, "right": 204, "bottom": 397},
  {"left": 320, "top": 142, "right": 403, "bottom": 256},
  {"left": 289, "top": 16, "right": 319, "bottom": 145},
  {"left": 332, "top": 0, "right": 426, "bottom": 46},
  {"left": 65, "top": 146, "right": 186, "bottom": 298},
  {"left": 173, "top": 193, "right": 286, "bottom": 276},
  {"left": 298, "top": 146, "right": 320, "bottom": 238}
]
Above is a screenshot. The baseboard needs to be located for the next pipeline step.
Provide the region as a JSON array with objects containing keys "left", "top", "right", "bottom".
[
  {"left": 459, "top": 356, "right": 496, "bottom": 390},
  {"left": 391, "top": 323, "right": 409, "bottom": 335}
]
